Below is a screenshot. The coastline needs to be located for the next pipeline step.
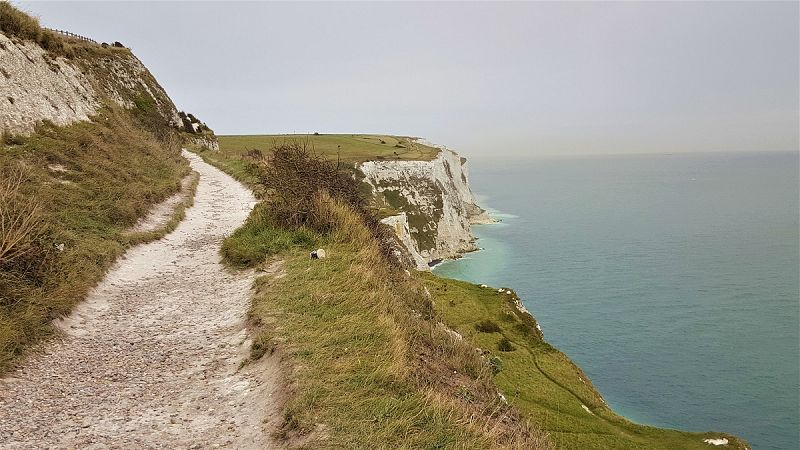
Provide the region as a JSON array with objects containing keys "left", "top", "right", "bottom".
[{"left": 428, "top": 151, "right": 800, "bottom": 448}]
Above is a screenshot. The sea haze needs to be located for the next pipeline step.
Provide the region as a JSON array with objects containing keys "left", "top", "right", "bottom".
[{"left": 434, "top": 151, "right": 799, "bottom": 449}]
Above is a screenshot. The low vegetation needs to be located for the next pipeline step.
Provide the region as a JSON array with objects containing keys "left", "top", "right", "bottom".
[
  {"left": 0, "top": 2, "right": 66, "bottom": 54},
  {"left": 0, "top": 3, "right": 128, "bottom": 58},
  {"left": 0, "top": 103, "right": 188, "bottom": 372}
]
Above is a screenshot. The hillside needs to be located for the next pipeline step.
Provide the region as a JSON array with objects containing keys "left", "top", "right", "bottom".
[
  {"left": 0, "top": 4, "right": 189, "bottom": 370},
  {"left": 194, "top": 139, "right": 750, "bottom": 449},
  {"left": 1, "top": 4, "right": 749, "bottom": 449},
  {"left": 212, "top": 134, "right": 491, "bottom": 268}
]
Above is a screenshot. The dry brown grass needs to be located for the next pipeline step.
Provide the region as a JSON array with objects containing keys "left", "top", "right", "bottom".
[
  {"left": 0, "top": 166, "right": 44, "bottom": 266},
  {"left": 0, "top": 103, "right": 188, "bottom": 372},
  {"left": 0, "top": 3, "right": 68, "bottom": 55},
  {"left": 0, "top": 3, "right": 131, "bottom": 58}
]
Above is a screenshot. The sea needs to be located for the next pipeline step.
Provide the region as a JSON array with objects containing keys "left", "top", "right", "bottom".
[{"left": 434, "top": 151, "right": 799, "bottom": 450}]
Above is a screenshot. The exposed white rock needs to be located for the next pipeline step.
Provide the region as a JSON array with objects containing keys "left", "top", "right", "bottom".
[
  {"left": 185, "top": 135, "right": 220, "bottom": 151},
  {"left": 436, "top": 322, "right": 463, "bottom": 342},
  {"left": 361, "top": 146, "right": 488, "bottom": 270},
  {"left": 0, "top": 32, "right": 180, "bottom": 135},
  {"left": 0, "top": 33, "right": 99, "bottom": 134},
  {"left": 703, "top": 438, "right": 729, "bottom": 446}
]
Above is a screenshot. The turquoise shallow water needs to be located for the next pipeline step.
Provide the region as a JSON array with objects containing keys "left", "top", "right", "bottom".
[{"left": 434, "top": 152, "right": 799, "bottom": 449}]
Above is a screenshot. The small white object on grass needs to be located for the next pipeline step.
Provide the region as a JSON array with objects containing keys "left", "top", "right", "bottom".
[{"left": 703, "top": 438, "right": 729, "bottom": 446}]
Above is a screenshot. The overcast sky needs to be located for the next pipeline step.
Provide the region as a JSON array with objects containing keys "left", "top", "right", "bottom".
[{"left": 17, "top": 1, "right": 800, "bottom": 158}]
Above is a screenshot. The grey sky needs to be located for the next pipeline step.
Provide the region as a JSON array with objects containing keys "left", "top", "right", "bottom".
[{"left": 17, "top": 1, "right": 800, "bottom": 158}]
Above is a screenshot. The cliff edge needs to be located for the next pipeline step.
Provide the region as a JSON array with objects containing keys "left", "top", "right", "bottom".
[
  {"left": 0, "top": 29, "right": 179, "bottom": 136},
  {"left": 360, "top": 142, "right": 491, "bottom": 269}
]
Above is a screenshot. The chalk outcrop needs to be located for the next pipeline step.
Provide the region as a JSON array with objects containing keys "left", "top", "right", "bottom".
[
  {"left": 360, "top": 144, "right": 490, "bottom": 270},
  {"left": 0, "top": 32, "right": 179, "bottom": 135},
  {"left": 184, "top": 134, "right": 220, "bottom": 152}
]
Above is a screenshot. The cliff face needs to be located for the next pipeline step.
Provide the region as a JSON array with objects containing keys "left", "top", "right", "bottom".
[
  {"left": 360, "top": 145, "right": 490, "bottom": 270},
  {"left": 0, "top": 32, "right": 179, "bottom": 135}
]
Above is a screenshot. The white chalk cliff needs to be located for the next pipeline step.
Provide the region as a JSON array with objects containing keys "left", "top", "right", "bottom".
[
  {"left": 0, "top": 32, "right": 179, "bottom": 135},
  {"left": 360, "top": 144, "right": 491, "bottom": 270}
]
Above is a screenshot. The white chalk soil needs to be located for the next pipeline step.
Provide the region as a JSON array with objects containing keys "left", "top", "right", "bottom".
[
  {"left": 0, "top": 151, "right": 280, "bottom": 449},
  {"left": 127, "top": 170, "right": 198, "bottom": 235}
]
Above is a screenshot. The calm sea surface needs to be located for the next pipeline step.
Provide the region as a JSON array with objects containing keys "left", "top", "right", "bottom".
[{"left": 434, "top": 151, "right": 799, "bottom": 449}]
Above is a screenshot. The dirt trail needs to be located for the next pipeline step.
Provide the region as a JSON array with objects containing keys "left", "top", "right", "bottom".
[{"left": 0, "top": 151, "right": 279, "bottom": 449}]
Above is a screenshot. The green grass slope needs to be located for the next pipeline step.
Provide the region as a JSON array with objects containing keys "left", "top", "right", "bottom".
[
  {"left": 196, "top": 146, "right": 551, "bottom": 448},
  {"left": 422, "top": 275, "right": 748, "bottom": 449}
]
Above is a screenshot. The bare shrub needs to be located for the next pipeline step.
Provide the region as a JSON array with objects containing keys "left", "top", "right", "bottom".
[
  {"left": 256, "top": 143, "right": 401, "bottom": 263},
  {"left": 258, "top": 142, "right": 363, "bottom": 228}
]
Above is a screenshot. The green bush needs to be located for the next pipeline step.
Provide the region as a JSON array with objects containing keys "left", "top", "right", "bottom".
[
  {"left": 474, "top": 319, "right": 501, "bottom": 333},
  {"left": 488, "top": 356, "right": 503, "bottom": 374},
  {"left": 133, "top": 94, "right": 155, "bottom": 114},
  {"left": 497, "top": 337, "right": 515, "bottom": 352}
]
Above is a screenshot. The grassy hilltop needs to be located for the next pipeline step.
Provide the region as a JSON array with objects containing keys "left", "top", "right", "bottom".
[
  {"left": 192, "top": 139, "right": 748, "bottom": 449},
  {"left": 217, "top": 134, "right": 440, "bottom": 164}
]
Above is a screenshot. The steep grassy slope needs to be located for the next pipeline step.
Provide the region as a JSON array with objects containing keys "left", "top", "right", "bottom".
[
  {"left": 422, "top": 276, "right": 749, "bottom": 449},
  {"left": 197, "top": 147, "right": 551, "bottom": 448},
  {"left": 196, "top": 140, "right": 748, "bottom": 449},
  {"left": 218, "top": 134, "right": 439, "bottom": 164},
  {"left": 0, "top": 104, "right": 188, "bottom": 372}
]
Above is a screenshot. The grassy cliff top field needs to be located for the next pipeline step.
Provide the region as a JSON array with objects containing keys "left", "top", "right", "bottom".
[{"left": 218, "top": 134, "right": 440, "bottom": 164}]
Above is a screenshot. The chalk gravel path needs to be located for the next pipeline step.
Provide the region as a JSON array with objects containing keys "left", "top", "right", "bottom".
[{"left": 0, "top": 151, "right": 279, "bottom": 449}]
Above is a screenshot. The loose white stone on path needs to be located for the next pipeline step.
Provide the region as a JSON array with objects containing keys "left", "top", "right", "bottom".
[{"left": 0, "top": 150, "right": 279, "bottom": 449}]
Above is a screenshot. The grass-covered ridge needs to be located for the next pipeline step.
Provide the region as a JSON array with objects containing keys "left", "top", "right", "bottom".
[
  {"left": 0, "top": 3, "right": 130, "bottom": 58},
  {"left": 204, "top": 145, "right": 550, "bottom": 448},
  {"left": 197, "top": 140, "right": 748, "bottom": 448},
  {"left": 422, "top": 276, "right": 749, "bottom": 449},
  {"left": 0, "top": 103, "right": 188, "bottom": 372},
  {"left": 218, "top": 134, "right": 440, "bottom": 164}
]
